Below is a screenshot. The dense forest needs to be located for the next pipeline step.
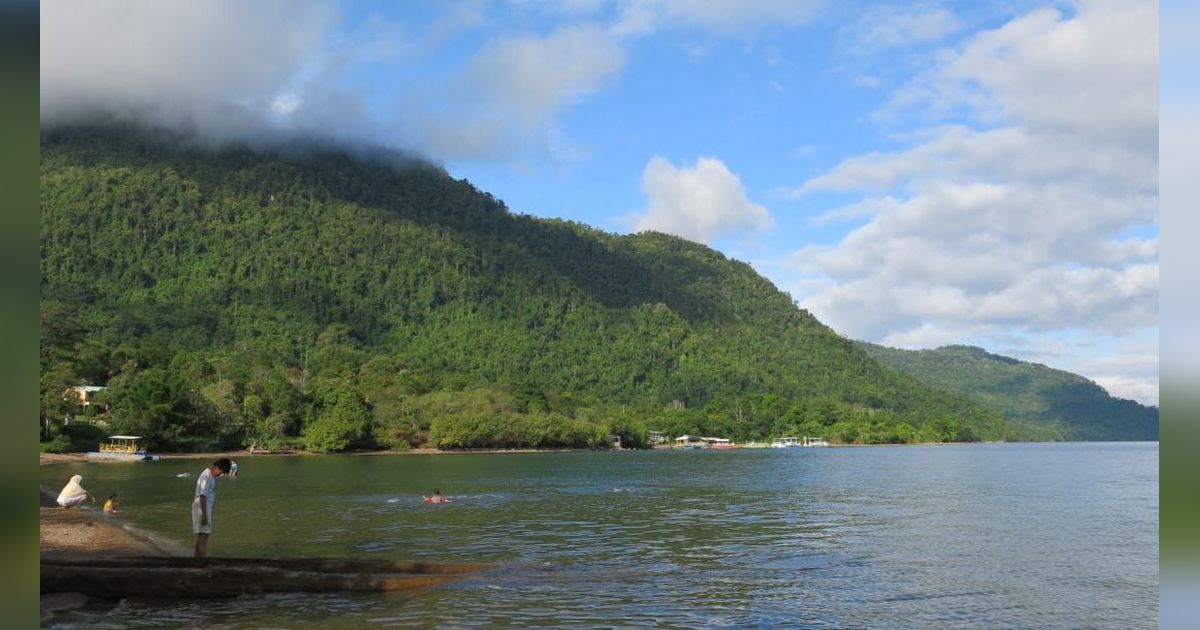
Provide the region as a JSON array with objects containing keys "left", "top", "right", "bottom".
[
  {"left": 857, "top": 343, "right": 1158, "bottom": 441},
  {"left": 41, "top": 124, "right": 1043, "bottom": 453}
]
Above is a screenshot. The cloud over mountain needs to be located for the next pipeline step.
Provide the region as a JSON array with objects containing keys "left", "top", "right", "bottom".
[
  {"left": 41, "top": 0, "right": 339, "bottom": 143},
  {"left": 633, "top": 156, "right": 774, "bottom": 245}
]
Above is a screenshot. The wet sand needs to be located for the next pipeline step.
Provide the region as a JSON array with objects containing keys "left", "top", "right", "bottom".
[{"left": 40, "top": 504, "right": 169, "bottom": 559}]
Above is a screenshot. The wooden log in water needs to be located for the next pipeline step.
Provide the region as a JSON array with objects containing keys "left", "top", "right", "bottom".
[
  {"left": 41, "top": 557, "right": 491, "bottom": 598},
  {"left": 44, "top": 556, "right": 492, "bottom": 575}
]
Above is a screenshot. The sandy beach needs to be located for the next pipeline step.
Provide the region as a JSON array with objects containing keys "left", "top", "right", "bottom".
[
  {"left": 39, "top": 483, "right": 184, "bottom": 559},
  {"left": 40, "top": 502, "right": 168, "bottom": 559},
  {"left": 41, "top": 453, "right": 194, "bottom": 620},
  {"left": 40, "top": 486, "right": 182, "bottom": 623}
]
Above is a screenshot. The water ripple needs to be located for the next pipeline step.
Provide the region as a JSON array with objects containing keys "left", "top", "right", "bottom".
[{"left": 41, "top": 443, "right": 1158, "bottom": 629}]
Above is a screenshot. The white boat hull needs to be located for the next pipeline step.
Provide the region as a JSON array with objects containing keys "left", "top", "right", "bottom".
[{"left": 86, "top": 451, "right": 159, "bottom": 461}]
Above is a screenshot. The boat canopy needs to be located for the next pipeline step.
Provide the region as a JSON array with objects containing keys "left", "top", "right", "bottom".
[{"left": 107, "top": 435, "right": 143, "bottom": 440}]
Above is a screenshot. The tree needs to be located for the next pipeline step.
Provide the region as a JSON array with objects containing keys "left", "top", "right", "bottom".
[{"left": 303, "top": 380, "right": 372, "bottom": 452}]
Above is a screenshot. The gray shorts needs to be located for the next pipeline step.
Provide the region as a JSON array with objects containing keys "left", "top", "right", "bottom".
[{"left": 192, "top": 497, "right": 212, "bottom": 534}]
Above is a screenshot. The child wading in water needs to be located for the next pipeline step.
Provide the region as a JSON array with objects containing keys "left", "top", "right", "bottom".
[{"left": 423, "top": 488, "right": 449, "bottom": 503}]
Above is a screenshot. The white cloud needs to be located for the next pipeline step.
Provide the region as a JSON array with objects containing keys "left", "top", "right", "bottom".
[
  {"left": 632, "top": 156, "right": 774, "bottom": 244},
  {"left": 406, "top": 24, "right": 626, "bottom": 161},
  {"left": 780, "top": 0, "right": 1158, "bottom": 403},
  {"left": 852, "top": 75, "right": 884, "bottom": 88},
  {"left": 839, "top": 5, "right": 961, "bottom": 56},
  {"left": 1092, "top": 375, "right": 1158, "bottom": 406},
  {"left": 613, "top": 0, "right": 824, "bottom": 37},
  {"left": 41, "top": 0, "right": 831, "bottom": 165},
  {"left": 41, "top": 0, "right": 337, "bottom": 142},
  {"left": 1007, "top": 334, "right": 1160, "bottom": 406},
  {"left": 944, "top": 2, "right": 1156, "bottom": 142},
  {"left": 790, "top": 125, "right": 1156, "bottom": 197},
  {"left": 470, "top": 25, "right": 626, "bottom": 127},
  {"left": 39, "top": 1, "right": 623, "bottom": 163},
  {"left": 424, "top": 0, "right": 488, "bottom": 46},
  {"left": 1154, "top": 2, "right": 1196, "bottom": 392},
  {"left": 506, "top": 0, "right": 612, "bottom": 18},
  {"left": 1080, "top": 343, "right": 1159, "bottom": 406}
]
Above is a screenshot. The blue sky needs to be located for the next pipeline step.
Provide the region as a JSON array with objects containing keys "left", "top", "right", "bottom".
[{"left": 41, "top": 0, "right": 1159, "bottom": 405}]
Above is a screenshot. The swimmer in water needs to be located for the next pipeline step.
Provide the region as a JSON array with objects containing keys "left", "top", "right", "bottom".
[{"left": 423, "top": 488, "right": 449, "bottom": 503}]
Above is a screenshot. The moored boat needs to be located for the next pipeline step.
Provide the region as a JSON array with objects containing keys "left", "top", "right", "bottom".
[{"left": 87, "top": 435, "right": 159, "bottom": 461}]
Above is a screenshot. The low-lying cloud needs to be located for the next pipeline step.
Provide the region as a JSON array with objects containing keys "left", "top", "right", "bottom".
[
  {"left": 41, "top": 0, "right": 344, "bottom": 145},
  {"left": 41, "top": 0, "right": 822, "bottom": 162}
]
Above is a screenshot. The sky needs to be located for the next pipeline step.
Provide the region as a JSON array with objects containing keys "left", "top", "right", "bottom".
[{"left": 40, "top": 0, "right": 1159, "bottom": 406}]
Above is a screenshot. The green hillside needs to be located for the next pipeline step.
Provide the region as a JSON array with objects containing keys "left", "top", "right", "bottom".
[
  {"left": 857, "top": 343, "right": 1158, "bottom": 441},
  {"left": 40, "top": 124, "right": 1026, "bottom": 452}
]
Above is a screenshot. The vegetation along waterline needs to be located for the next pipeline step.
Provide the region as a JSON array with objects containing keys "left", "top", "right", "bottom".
[{"left": 40, "top": 124, "right": 1156, "bottom": 454}]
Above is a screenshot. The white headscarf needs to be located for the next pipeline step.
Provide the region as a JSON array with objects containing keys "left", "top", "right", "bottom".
[{"left": 57, "top": 474, "right": 87, "bottom": 502}]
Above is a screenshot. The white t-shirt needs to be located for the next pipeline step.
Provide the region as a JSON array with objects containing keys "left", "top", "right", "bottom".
[{"left": 194, "top": 468, "right": 216, "bottom": 512}]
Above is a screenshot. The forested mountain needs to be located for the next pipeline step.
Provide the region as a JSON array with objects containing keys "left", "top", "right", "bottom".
[
  {"left": 40, "top": 124, "right": 1033, "bottom": 452},
  {"left": 857, "top": 343, "right": 1158, "bottom": 441}
]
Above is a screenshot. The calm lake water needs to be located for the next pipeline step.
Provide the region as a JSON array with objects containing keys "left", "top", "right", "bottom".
[{"left": 41, "top": 442, "right": 1158, "bottom": 628}]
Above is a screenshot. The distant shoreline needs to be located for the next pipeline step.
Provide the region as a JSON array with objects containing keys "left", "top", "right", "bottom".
[
  {"left": 37, "top": 442, "right": 977, "bottom": 467},
  {"left": 40, "top": 440, "right": 1131, "bottom": 467},
  {"left": 39, "top": 450, "right": 304, "bottom": 466},
  {"left": 39, "top": 447, "right": 590, "bottom": 466}
]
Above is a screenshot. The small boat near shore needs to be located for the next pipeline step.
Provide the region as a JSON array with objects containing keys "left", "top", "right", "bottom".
[
  {"left": 87, "top": 435, "right": 159, "bottom": 461},
  {"left": 771, "top": 436, "right": 831, "bottom": 448},
  {"left": 41, "top": 556, "right": 493, "bottom": 598}
]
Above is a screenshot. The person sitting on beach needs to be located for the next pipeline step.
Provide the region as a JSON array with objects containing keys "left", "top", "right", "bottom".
[
  {"left": 102, "top": 493, "right": 119, "bottom": 514},
  {"left": 423, "top": 488, "right": 449, "bottom": 503},
  {"left": 56, "top": 474, "right": 93, "bottom": 509}
]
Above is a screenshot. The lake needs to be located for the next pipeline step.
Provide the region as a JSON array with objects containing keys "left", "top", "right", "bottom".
[{"left": 41, "top": 442, "right": 1158, "bottom": 628}]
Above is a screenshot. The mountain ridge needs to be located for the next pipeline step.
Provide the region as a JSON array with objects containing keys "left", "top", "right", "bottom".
[
  {"left": 39, "top": 125, "right": 1081, "bottom": 451},
  {"left": 856, "top": 342, "right": 1158, "bottom": 441}
]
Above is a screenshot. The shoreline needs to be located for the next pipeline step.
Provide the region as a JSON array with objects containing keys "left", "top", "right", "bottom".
[
  {"left": 39, "top": 449, "right": 309, "bottom": 466},
  {"left": 39, "top": 488, "right": 186, "bottom": 560},
  {"left": 38, "top": 439, "right": 1095, "bottom": 469},
  {"left": 40, "top": 488, "right": 186, "bottom": 624},
  {"left": 39, "top": 446, "right": 592, "bottom": 467}
]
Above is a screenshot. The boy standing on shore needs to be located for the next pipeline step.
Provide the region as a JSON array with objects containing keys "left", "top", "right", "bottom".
[{"left": 193, "top": 458, "right": 235, "bottom": 558}]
